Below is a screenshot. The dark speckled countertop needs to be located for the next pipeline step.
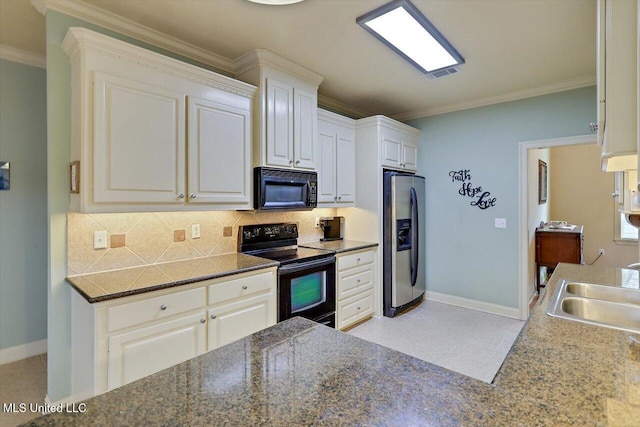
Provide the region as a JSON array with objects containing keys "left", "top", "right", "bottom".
[
  {"left": 66, "top": 253, "right": 278, "bottom": 303},
  {"left": 299, "top": 240, "right": 378, "bottom": 253},
  {"left": 34, "top": 263, "right": 639, "bottom": 426}
]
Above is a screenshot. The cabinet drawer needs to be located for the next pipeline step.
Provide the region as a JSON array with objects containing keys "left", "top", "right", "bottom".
[
  {"left": 337, "top": 289, "right": 373, "bottom": 330},
  {"left": 337, "top": 249, "right": 374, "bottom": 271},
  {"left": 208, "top": 271, "right": 275, "bottom": 306},
  {"left": 107, "top": 287, "right": 205, "bottom": 333},
  {"left": 338, "top": 265, "right": 373, "bottom": 301}
]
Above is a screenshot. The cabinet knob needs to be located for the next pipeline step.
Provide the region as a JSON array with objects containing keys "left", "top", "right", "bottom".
[
  {"left": 338, "top": 196, "right": 342, "bottom": 201},
  {"left": 357, "top": 258, "right": 361, "bottom": 262},
  {"left": 242, "top": 285, "right": 248, "bottom": 290},
  {"left": 289, "top": 160, "right": 293, "bottom": 165},
  {"left": 210, "top": 314, "right": 217, "bottom": 320},
  {"left": 178, "top": 193, "right": 185, "bottom": 199},
  {"left": 160, "top": 304, "right": 167, "bottom": 311},
  {"left": 357, "top": 279, "right": 361, "bottom": 284},
  {"left": 190, "top": 193, "right": 196, "bottom": 199},
  {"left": 357, "top": 306, "right": 361, "bottom": 310},
  {"left": 295, "top": 160, "right": 300, "bottom": 165},
  {"left": 612, "top": 192, "right": 619, "bottom": 198}
]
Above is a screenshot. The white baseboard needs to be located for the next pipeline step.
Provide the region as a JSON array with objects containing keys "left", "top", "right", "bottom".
[
  {"left": 0, "top": 339, "right": 47, "bottom": 365},
  {"left": 425, "top": 291, "right": 520, "bottom": 319}
]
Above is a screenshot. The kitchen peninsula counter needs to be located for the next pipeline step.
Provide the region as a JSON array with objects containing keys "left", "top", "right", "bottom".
[
  {"left": 32, "top": 264, "right": 638, "bottom": 426},
  {"left": 66, "top": 253, "right": 278, "bottom": 303}
]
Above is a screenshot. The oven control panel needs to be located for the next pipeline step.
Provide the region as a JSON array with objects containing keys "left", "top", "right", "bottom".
[{"left": 239, "top": 223, "right": 298, "bottom": 245}]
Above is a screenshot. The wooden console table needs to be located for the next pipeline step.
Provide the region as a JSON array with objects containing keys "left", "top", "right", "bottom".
[{"left": 535, "top": 225, "right": 584, "bottom": 293}]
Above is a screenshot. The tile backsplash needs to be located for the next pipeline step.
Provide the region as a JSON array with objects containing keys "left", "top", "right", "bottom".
[{"left": 67, "top": 208, "right": 336, "bottom": 275}]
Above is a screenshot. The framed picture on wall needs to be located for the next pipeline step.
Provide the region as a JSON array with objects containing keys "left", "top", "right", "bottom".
[
  {"left": 538, "top": 160, "right": 547, "bottom": 204},
  {"left": 0, "top": 161, "right": 9, "bottom": 191}
]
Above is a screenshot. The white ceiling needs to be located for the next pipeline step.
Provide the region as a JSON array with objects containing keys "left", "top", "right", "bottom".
[{"left": 0, "top": 0, "right": 596, "bottom": 119}]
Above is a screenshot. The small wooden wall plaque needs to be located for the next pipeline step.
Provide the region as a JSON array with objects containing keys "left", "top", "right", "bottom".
[{"left": 70, "top": 161, "right": 80, "bottom": 194}]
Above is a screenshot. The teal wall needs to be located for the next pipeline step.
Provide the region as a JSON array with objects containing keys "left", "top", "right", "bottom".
[
  {"left": 45, "top": 10, "right": 234, "bottom": 401},
  {"left": 407, "top": 86, "right": 597, "bottom": 309},
  {"left": 0, "top": 59, "right": 48, "bottom": 352}
]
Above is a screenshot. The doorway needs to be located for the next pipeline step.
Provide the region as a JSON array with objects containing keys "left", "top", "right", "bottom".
[{"left": 517, "top": 134, "right": 595, "bottom": 319}]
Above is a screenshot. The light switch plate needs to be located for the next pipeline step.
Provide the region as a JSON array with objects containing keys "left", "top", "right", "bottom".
[
  {"left": 494, "top": 218, "right": 507, "bottom": 229},
  {"left": 93, "top": 230, "right": 108, "bottom": 249}
]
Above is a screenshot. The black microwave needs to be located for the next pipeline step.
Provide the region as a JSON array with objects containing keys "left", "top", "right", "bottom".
[{"left": 254, "top": 167, "right": 318, "bottom": 211}]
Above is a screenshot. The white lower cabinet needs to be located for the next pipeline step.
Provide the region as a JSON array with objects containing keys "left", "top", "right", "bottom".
[
  {"left": 70, "top": 267, "right": 277, "bottom": 399},
  {"left": 207, "top": 270, "right": 277, "bottom": 351},
  {"left": 107, "top": 312, "right": 206, "bottom": 390},
  {"left": 336, "top": 249, "right": 376, "bottom": 330}
]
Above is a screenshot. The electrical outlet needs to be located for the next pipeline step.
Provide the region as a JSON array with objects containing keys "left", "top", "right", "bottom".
[
  {"left": 93, "top": 231, "right": 108, "bottom": 249},
  {"left": 315, "top": 217, "right": 320, "bottom": 228},
  {"left": 494, "top": 218, "right": 507, "bottom": 229},
  {"left": 598, "top": 248, "right": 605, "bottom": 256},
  {"left": 192, "top": 224, "right": 201, "bottom": 239}
]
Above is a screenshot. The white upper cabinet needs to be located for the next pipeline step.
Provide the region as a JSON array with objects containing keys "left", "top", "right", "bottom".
[
  {"left": 379, "top": 120, "right": 420, "bottom": 173},
  {"left": 597, "top": 0, "right": 638, "bottom": 172},
  {"left": 234, "top": 49, "right": 323, "bottom": 171},
  {"left": 317, "top": 109, "right": 356, "bottom": 206},
  {"left": 62, "top": 28, "right": 256, "bottom": 212},
  {"left": 187, "top": 96, "right": 251, "bottom": 205}
]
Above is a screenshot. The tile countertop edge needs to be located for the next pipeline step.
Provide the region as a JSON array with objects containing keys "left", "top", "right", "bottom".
[
  {"left": 299, "top": 240, "right": 378, "bottom": 253},
  {"left": 66, "top": 255, "right": 279, "bottom": 304}
]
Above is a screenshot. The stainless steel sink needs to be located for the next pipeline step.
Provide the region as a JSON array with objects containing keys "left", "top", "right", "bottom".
[
  {"left": 564, "top": 282, "right": 640, "bottom": 305},
  {"left": 547, "top": 280, "right": 640, "bottom": 333}
]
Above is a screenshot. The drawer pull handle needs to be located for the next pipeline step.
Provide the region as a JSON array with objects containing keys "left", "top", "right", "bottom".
[
  {"left": 160, "top": 305, "right": 167, "bottom": 311},
  {"left": 242, "top": 285, "right": 248, "bottom": 290},
  {"left": 210, "top": 314, "right": 216, "bottom": 320},
  {"left": 200, "top": 318, "right": 206, "bottom": 324}
]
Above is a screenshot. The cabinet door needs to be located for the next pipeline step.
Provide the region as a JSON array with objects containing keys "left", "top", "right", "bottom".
[
  {"left": 266, "top": 78, "right": 294, "bottom": 167},
  {"left": 293, "top": 87, "right": 317, "bottom": 170},
  {"left": 107, "top": 312, "right": 206, "bottom": 390},
  {"left": 208, "top": 293, "right": 276, "bottom": 351},
  {"left": 317, "top": 124, "right": 337, "bottom": 203},
  {"left": 381, "top": 133, "right": 403, "bottom": 169},
  {"left": 596, "top": 0, "right": 606, "bottom": 146},
  {"left": 187, "top": 96, "right": 251, "bottom": 206},
  {"left": 402, "top": 141, "right": 418, "bottom": 172},
  {"left": 336, "top": 132, "right": 356, "bottom": 203},
  {"left": 93, "top": 72, "right": 186, "bottom": 204}
]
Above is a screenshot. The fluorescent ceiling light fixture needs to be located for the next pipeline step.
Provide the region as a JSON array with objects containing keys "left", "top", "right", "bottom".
[
  {"left": 356, "top": 0, "right": 464, "bottom": 74},
  {"left": 247, "top": 0, "right": 304, "bottom": 5}
]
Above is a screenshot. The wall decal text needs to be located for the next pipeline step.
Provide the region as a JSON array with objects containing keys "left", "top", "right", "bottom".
[{"left": 448, "top": 169, "right": 496, "bottom": 210}]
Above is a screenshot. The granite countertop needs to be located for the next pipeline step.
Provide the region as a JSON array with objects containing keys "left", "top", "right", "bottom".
[
  {"left": 66, "top": 253, "right": 278, "bottom": 303},
  {"left": 299, "top": 240, "right": 378, "bottom": 253},
  {"left": 35, "top": 263, "right": 638, "bottom": 425}
]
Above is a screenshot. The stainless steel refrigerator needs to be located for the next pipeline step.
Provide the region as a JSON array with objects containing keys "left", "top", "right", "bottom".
[{"left": 383, "top": 170, "right": 426, "bottom": 317}]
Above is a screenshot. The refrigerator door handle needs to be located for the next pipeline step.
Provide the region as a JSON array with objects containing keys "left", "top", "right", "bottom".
[{"left": 410, "top": 187, "right": 419, "bottom": 287}]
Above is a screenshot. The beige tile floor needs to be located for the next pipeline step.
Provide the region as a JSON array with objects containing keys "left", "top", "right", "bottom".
[
  {"left": 0, "top": 354, "right": 47, "bottom": 427},
  {"left": 348, "top": 300, "right": 525, "bottom": 383},
  {"left": 0, "top": 301, "right": 524, "bottom": 426}
]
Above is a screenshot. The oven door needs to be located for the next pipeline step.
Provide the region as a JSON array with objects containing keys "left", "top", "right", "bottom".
[{"left": 278, "top": 256, "right": 336, "bottom": 327}]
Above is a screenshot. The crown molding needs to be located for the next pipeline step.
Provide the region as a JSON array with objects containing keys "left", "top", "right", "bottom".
[
  {"left": 234, "top": 49, "right": 324, "bottom": 87},
  {"left": 0, "top": 44, "right": 46, "bottom": 68},
  {"left": 31, "top": 0, "right": 234, "bottom": 74},
  {"left": 317, "top": 94, "right": 367, "bottom": 119},
  {"left": 392, "top": 74, "right": 597, "bottom": 121},
  {"left": 356, "top": 115, "right": 421, "bottom": 136}
]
